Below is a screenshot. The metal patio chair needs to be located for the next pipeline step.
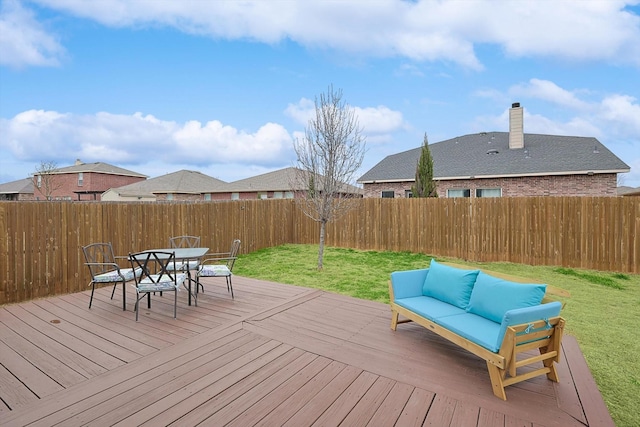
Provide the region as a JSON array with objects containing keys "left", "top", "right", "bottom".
[
  {"left": 128, "top": 250, "right": 187, "bottom": 321},
  {"left": 197, "top": 239, "right": 241, "bottom": 299},
  {"left": 168, "top": 235, "right": 201, "bottom": 272},
  {"left": 82, "top": 242, "right": 142, "bottom": 310}
]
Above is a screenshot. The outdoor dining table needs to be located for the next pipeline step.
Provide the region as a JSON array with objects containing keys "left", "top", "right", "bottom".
[{"left": 140, "top": 247, "right": 208, "bottom": 306}]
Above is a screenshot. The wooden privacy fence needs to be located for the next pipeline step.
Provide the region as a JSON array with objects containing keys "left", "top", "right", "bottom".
[{"left": 1, "top": 197, "right": 638, "bottom": 305}]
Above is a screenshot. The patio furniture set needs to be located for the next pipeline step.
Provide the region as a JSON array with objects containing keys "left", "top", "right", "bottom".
[
  {"left": 83, "top": 239, "right": 567, "bottom": 401},
  {"left": 82, "top": 236, "right": 241, "bottom": 321}
]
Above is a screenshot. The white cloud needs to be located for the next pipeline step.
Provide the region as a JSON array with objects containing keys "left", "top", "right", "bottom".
[
  {"left": 284, "top": 98, "right": 315, "bottom": 126},
  {"left": 24, "top": 0, "right": 640, "bottom": 69},
  {"left": 354, "top": 106, "right": 407, "bottom": 134},
  {"left": 285, "top": 99, "right": 407, "bottom": 135},
  {"left": 0, "top": 0, "right": 65, "bottom": 68},
  {"left": 510, "top": 79, "right": 592, "bottom": 111},
  {"left": 0, "top": 110, "right": 293, "bottom": 168}
]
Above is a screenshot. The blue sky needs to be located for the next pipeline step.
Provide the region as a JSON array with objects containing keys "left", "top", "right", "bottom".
[{"left": 1, "top": 0, "right": 639, "bottom": 187}]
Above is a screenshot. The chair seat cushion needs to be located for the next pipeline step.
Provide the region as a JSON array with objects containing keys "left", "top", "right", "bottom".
[
  {"left": 94, "top": 267, "right": 140, "bottom": 283},
  {"left": 166, "top": 260, "right": 200, "bottom": 271},
  {"left": 199, "top": 264, "right": 231, "bottom": 277},
  {"left": 395, "top": 296, "right": 466, "bottom": 322},
  {"left": 436, "top": 312, "right": 502, "bottom": 352},
  {"left": 136, "top": 273, "right": 186, "bottom": 292}
]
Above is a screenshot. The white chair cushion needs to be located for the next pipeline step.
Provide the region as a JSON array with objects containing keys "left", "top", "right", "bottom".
[
  {"left": 94, "top": 267, "right": 140, "bottom": 283},
  {"left": 166, "top": 260, "right": 200, "bottom": 271},
  {"left": 136, "top": 273, "right": 186, "bottom": 292},
  {"left": 199, "top": 265, "right": 231, "bottom": 277}
]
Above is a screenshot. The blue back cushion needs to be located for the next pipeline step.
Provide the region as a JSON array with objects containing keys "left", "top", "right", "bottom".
[
  {"left": 467, "top": 271, "right": 547, "bottom": 323},
  {"left": 422, "top": 260, "right": 479, "bottom": 309}
]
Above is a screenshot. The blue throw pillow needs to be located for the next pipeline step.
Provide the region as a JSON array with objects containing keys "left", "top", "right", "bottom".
[
  {"left": 467, "top": 271, "right": 547, "bottom": 323},
  {"left": 422, "top": 259, "right": 480, "bottom": 309}
]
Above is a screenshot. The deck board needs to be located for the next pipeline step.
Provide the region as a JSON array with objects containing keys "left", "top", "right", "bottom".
[{"left": 0, "top": 276, "right": 614, "bottom": 426}]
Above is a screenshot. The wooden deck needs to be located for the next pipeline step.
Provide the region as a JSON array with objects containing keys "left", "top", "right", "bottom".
[{"left": 0, "top": 277, "right": 613, "bottom": 426}]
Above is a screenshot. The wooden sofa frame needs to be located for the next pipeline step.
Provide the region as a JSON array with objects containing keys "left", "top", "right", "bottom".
[{"left": 389, "top": 282, "right": 566, "bottom": 400}]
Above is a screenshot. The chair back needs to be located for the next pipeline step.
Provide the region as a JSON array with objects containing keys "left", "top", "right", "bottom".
[
  {"left": 169, "top": 235, "right": 201, "bottom": 248},
  {"left": 226, "top": 239, "right": 241, "bottom": 271},
  {"left": 129, "top": 251, "right": 179, "bottom": 286},
  {"left": 82, "top": 242, "right": 117, "bottom": 278}
]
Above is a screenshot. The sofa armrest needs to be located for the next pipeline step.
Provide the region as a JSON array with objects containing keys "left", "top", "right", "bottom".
[
  {"left": 495, "top": 301, "right": 563, "bottom": 351},
  {"left": 390, "top": 269, "right": 429, "bottom": 300}
]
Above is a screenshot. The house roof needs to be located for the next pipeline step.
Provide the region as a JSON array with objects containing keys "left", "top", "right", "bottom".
[
  {"left": 0, "top": 178, "right": 34, "bottom": 195},
  {"left": 49, "top": 161, "right": 147, "bottom": 178},
  {"left": 617, "top": 186, "right": 640, "bottom": 196},
  {"left": 358, "top": 132, "right": 630, "bottom": 183},
  {"left": 225, "top": 167, "right": 363, "bottom": 194},
  {"left": 110, "top": 170, "right": 228, "bottom": 195}
]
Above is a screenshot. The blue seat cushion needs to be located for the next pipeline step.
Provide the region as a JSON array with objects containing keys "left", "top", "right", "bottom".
[
  {"left": 422, "top": 260, "right": 479, "bottom": 309},
  {"left": 437, "top": 312, "right": 502, "bottom": 352},
  {"left": 395, "top": 296, "right": 466, "bottom": 321},
  {"left": 467, "top": 272, "right": 547, "bottom": 323}
]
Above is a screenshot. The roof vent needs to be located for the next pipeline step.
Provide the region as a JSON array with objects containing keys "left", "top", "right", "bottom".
[
  {"left": 487, "top": 149, "right": 499, "bottom": 155},
  {"left": 593, "top": 145, "right": 600, "bottom": 154}
]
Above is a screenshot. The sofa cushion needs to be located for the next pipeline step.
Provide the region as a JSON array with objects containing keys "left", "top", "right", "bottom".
[
  {"left": 436, "top": 312, "right": 502, "bottom": 352},
  {"left": 422, "top": 260, "right": 479, "bottom": 309},
  {"left": 395, "top": 296, "right": 466, "bottom": 321},
  {"left": 467, "top": 272, "right": 546, "bottom": 323}
]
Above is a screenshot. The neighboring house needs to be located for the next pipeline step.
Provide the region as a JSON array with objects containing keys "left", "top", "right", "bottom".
[
  {"left": 358, "top": 104, "right": 631, "bottom": 198},
  {"left": 220, "top": 167, "right": 363, "bottom": 200},
  {"left": 0, "top": 178, "right": 35, "bottom": 201},
  {"left": 102, "top": 170, "right": 229, "bottom": 202},
  {"left": 617, "top": 186, "right": 640, "bottom": 197},
  {"left": 32, "top": 160, "right": 147, "bottom": 201}
]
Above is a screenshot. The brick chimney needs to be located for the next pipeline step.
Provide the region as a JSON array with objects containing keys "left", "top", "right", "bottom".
[{"left": 509, "top": 103, "right": 524, "bottom": 150}]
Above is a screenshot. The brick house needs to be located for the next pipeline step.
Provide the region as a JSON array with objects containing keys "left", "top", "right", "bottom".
[
  {"left": 104, "top": 167, "right": 363, "bottom": 202},
  {"left": 220, "top": 167, "right": 362, "bottom": 200},
  {"left": 0, "top": 178, "right": 35, "bottom": 201},
  {"left": 357, "top": 104, "right": 630, "bottom": 198},
  {"left": 102, "top": 170, "right": 229, "bottom": 202},
  {"left": 31, "top": 160, "right": 147, "bottom": 201}
]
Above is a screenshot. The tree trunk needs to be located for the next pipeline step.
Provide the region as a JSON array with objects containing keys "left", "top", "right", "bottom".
[{"left": 317, "top": 220, "right": 326, "bottom": 270}]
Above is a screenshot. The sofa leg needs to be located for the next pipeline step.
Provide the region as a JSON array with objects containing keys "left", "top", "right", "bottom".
[
  {"left": 487, "top": 362, "right": 507, "bottom": 400},
  {"left": 543, "top": 356, "right": 560, "bottom": 382},
  {"left": 390, "top": 309, "right": 399, "bottom": 331}
]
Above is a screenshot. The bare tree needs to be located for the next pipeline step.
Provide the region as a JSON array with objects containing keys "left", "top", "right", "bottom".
[
  {"left": 292, "top": 85, "right": 366, "bottom": 270},
  {"left": 33, "top": 161, "right": 62, "bottom": 200},
  {"left": 411, "top": 133, "right": 438, "bottom": 198}
]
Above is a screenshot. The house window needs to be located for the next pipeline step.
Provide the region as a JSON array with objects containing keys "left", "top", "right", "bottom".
[
  {"left": 285, "top": 191, "right": 294, "bottom": 199},
  {"left": 405, "top": 190, "right": 413, "bottom": 198},
  {"left": 37, "top": 175, "right": 42, "bottom": 188},
  {"left": 258, "top": 193, "right": 268, "bottom": 199},
  {"left": 204, "top": 193, "right": 211, "bottom": 201},
  {"left": 381, "top": 191, "right": 395, "bottom": 198},
  {"left": 273, "top": 191, "right": 283, "bottom": 199},
  {"left": 167, "top": 193, "right": 173, "bottom": 201},
  {"left": 447, "top": 189, "right": 471, "bottom": 198},
  {"left": 78, "top": 172, "right": 83, "bottom": 186},
  {"left": 476, "top": 188, "right": 502, "bottom": 198},
  {"left": 231, "top": 192, "right": 240, "bottom": 200}
]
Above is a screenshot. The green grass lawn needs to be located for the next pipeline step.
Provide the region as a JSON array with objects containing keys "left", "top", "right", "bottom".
[{"left": 234, "top": 244, "right": 640, "bottom": 427}]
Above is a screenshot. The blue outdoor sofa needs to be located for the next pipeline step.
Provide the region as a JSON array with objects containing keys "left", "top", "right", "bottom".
[{"left": 389, "top": 259, "right": 565, "bottom": 400}]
